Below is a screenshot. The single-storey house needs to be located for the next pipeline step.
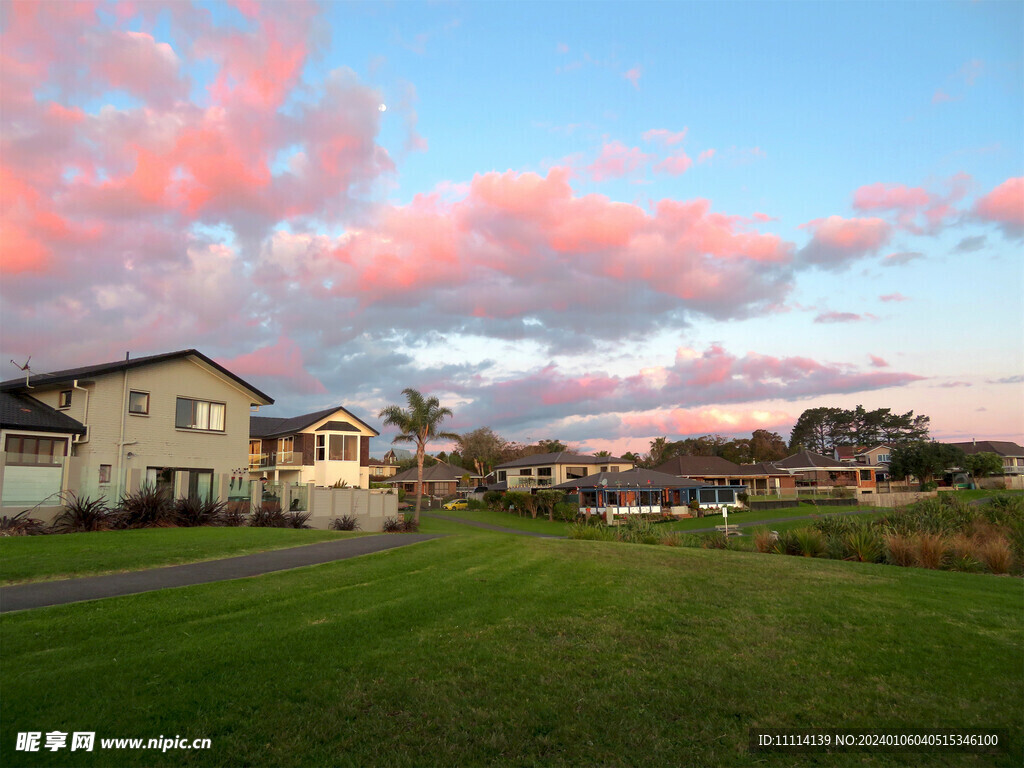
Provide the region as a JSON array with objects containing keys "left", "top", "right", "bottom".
[
  {"left": 494, "top": 452, "right": 633, "bottom": 490},
  {"left": 654, "top": 455, "right": 795, "bottom": 496},
  {"left": 249, "top": 405, "right": 379, "bottom": 489},
  {"left": 552, "top": 467, "right": 746, "bottom": 516},
  {"left": 384, "top": 461, "right": 477, "bottom": 497},
  {"left": 1, "top": 391, "right": 87, "bottom": 515}
]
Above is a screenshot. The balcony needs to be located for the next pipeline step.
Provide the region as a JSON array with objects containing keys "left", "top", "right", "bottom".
[
  {"left": 248, "top": 451, "right": 304, "bottom": 470},
  {"left": 507, "top": 476, "right": 553, "bottom": 489}
]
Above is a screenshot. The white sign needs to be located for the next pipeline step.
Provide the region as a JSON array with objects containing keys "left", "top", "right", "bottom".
[{"left": 722, "top": 507, "right": 729, "bottom": 518}]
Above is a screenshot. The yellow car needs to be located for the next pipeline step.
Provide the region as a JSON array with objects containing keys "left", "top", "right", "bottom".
[{"left": 442, "top": 499, "right": 469, "bottom": 510}]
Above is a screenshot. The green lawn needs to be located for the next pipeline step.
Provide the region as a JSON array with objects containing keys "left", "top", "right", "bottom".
[
  {"left": 0, "top": 527, "right": 367, "bottom": 584},
  {"left": 1, "top": 534, "right": 1020, "bottom": 767},
  {"left": 425, "top": 506, "right": 573, "bottom": 535}
]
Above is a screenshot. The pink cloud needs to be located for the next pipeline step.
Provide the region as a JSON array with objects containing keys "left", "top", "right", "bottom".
[
  {"left": 623, "top": 66, "right": 642, "bottom": 89},
  {"left": 642, "top": 128, "right": 687, "bottom": 147},
  {"left": 697, "top": 148, "right": 715, "bottom": 163},
  {"left": 879, "top": 292, "right": 909, "bottom": 302},
  {"left": 653, "top": 151, "right": 692, "bottom": 176},
  {"left": 974, "top": 176, "right": 1024, "bottom": 237},
  {"left": 853, "top": 183, "right": 930, "bottom": 212},
  {"left": 869, "top": 355, "right": 889, "bottom": 368},
  {"left": 800, "top": 215, "right": 891, "bottom": 269},
  {"left": 814, "top": 311, "right": 864, "bottom": 323},
  {"left": 932, "top": 89, "right": 955, "bottom": 105},
  {"left": 587, "top": 141, "right": 652, "bottom": 181},
  {"left": 851, "top": 176, "right": 968, "bottom": 234},
  {"left": 216, "top": 336, "right": 327, "bottom": 395}
]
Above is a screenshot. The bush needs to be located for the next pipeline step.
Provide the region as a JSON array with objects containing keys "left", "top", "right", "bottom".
[
  {"left": 0, "top": 510, "right": 47, "bottom": 536},
  {"left": 977, "top": 539, "right": 1014, "bottom": 575},
  {"left": 503, "top": 491, "right": 532, "bottom": 517},
  {"left": 771, "top": 530, "right": 800, "bottom": 556},
  {"left": 483, "top": 490, "right": 504, "bottom": 510},
  {"left": 218, "top": 502, "right": 249, "bottom": 527},
  {"left": 175, "top": 496, "right": 227, "bottom": 527},
  {"left": 752, "top": 527, "right": 778, "bottom": 554},
  {"left": 793, "top": 528, "right": 827, "bottom": 558},
  {"left": 843, "top": 526, "right": 883, "bottom": 563},
  {"left": 51, "top": 494, "right": 113, "bottom": 533},
  {"left": 283, "top": 510, "right": 312, "bottom": 529},
  {"left": 554, "top": 501, "right": 580, "bottom": 522},
  {"left": 737, "top": 492, "right": 749, "bottom": 505},
  {"left": 249, "top": 504, "right": 288, "bottom": 528},
  {"left": 883, "top": 534, "right": 916, "bottom": 567},
  {"left": 382, "top": 516, "right": 419, "bottom": 533},
  {"left": 702, "top": 532, "right": 729, "bottom": 549},
  {"left": 914, "top": 533, "right": 947, "bottom": 569},
  {"left": 946, "top": 534, "right": 984, "bottom": 573},
  {"left": 116, "top": 485, "right": 176, "bottom": 529},
  {"left": 330, "top": 515, "right": 361, "bottom": 531}
]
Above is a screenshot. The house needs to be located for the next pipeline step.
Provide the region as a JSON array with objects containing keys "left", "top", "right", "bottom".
[
  {"left": 1, "top": 391, "right": 86, "bottom": 515},
  {"left": 834, "top": 444, "right": 893, "bottom": 480},
  {"left": 0, "top": 349, "right": 273, "bottom": 503},
  {"left": 493, "top": 452, "right": 633, "bottom": 490},
  {"left": 653, "top": 455, "right": 795, "bottom": 496},
  {"left": 948, "top": 440, "right": 1024, "bottom": 476},
  {"left": 249, "top": 405, "right": 379, "bottom": 488},
  {"left": 551, "top": 468, "right": 745, "bottom": 516},
  {"left": 775, "top": 449, "right": 877, "bottom": 490},
  {"left": 384, "top": 461, "right": 475, "bottom": 497},
  {"left": 367, "top": 449, "right": 401, "bottom": 479}
]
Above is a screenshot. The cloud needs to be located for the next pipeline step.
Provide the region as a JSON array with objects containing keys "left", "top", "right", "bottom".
[
  {"left": 851, "top": 175, "right": 968, "bottom": 234},
  {"left": 974, "top": 176, "right": 1024, "bottom": 238},
  {"left": 799, "top": 216, "right": 891, "bottom": 269},
  {"left": 697, "top": 149, "right": 715, "bottom": 164},
  {"left": 990, "top": 375, "right": 1024, "bottom": 385},
  {"left": 932, "top": 89, "right": 955, "bottom": 105},
  {"left": 869, "top": 355, "right": 889, "bottom": 368},
  {"left": 879, "top": 292, "right": 908, "bottom": 302},
  {"left": 642, "top": 128, "right": 688, "bottom": 147},
  {"left": 814, "top": 311, "right": 865, "bottom": 323},
  {"left": 623, "top": 66, "right": 642, "bottom": 89},
  {"left": 883, "top": 251, "right": 923, "bottom": 267},
  {"left": 587, "top": 141, "right": 651, "bottom": 181},
  {"left": 954, "top": 235, "right": 986, "bottom": 253},
  {"left": 216, "top": 336, "right": 327, "bottom": 395}
]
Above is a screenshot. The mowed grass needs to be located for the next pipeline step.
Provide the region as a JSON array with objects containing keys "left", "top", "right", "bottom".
[
  {"left": 425, "top": 506, "right": 573, "bottom": 534},
  {"left": 0, "top": 527, "right": 367, "bottom": 584},
  {"left": 2, "top": 535, "right": 1021, "bottom": 767}
]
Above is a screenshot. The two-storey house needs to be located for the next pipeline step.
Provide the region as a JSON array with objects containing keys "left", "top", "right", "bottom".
[
  {"left": 249, "top": 405, "right": 379, "bottom": 488},
  {"left": 493, "top": 452, "right": 634, "bottom": 490}
]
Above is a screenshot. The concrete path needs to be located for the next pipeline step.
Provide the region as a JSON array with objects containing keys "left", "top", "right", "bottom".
[
  {"left": 0, "top": 534, "right": 442, "bottom": 614},
  {"left": 422, "top": 513, "right": 564, "bottom": 538}
]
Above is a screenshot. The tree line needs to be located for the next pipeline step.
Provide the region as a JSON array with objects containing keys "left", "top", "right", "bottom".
[{"left": 788, "top": 405, "right": 930, "bottom": 454}]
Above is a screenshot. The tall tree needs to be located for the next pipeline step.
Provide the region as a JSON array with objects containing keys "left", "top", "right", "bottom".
[
  {"left": 593, "top": 450, "right": 612, "bottom": 458},
  {"left": 889, "top": 442, "right": 965, "bottom": 490},
  {"left": 963, "top": 452, "right": 1004, "bottom": 484},
  {"left": 749, "top": 429, "right": 789, "bottom": 462},
  {"left": 457, "top": 427, "right": 507, "bottom": 478},
  {"left": 379, "top": 389, "right": 458, "bottom": 525},
  {"left": 789, "top": 407, "right": 850, "bottom": 453}
]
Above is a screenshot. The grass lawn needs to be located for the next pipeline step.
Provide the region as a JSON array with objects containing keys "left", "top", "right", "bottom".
[
  {"left": 425, "top": 506, "right": 572, "bottom": 535},
  {"left": 0, "top": 527, "right": 367, "bottom": 584},
  {"left": 1, "top": 534, "right": 1020, "bottom": 767},
  {"left": 945, "top": 488, "right": 1024, "bottom": 502}
]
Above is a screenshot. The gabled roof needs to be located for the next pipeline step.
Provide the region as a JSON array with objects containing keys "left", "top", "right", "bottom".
[
  {"left": 732, "top": 461, "right": 791, "bottom": 476},
  {"left": 948, "top": 440, "right": 1024, "bottom": 458},
  {"left": 0, "top": 391, "right": 86, "bottom": 435},
  {"left": 654, "top": 455, "right": 741, "bottom": 476},
  {"left": 552, "top": 468, "right": 710, "bottom": 490},
  {"left": 386, "top": 461, "right": 472, "bottom": 484},
  {"left": 776, "top": 450, "right": 849, "bottom": 470},
  {"left": 495, "top": 452, "right": 630, "bottom": 469},
  {"left": 250, "top": 405, "right": 379, "bottom": 439},
  {"left": 0, "top": 349, "right": 274, "bottom": 405}
]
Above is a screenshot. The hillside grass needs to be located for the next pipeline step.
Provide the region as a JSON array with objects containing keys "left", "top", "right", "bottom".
[
  {"left": 1, "top": 534, "right": 1020, "bottom": 767},
  {"left": 0, "top": 527, "right": 365, "bottom": 584}
]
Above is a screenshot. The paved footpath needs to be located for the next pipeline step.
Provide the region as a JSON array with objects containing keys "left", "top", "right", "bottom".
[{"left": 0, "top": 534, "right": 442, "bottom": 614}]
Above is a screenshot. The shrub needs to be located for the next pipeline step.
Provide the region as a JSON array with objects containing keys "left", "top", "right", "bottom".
[
  {"left": 946, "top": 534, "right": 984, "bottom": 573},
  {"left": 401, "top": 516, "right": 420, "bottom": 533},
  {"left": 483, "top": 490, "right": 504, "bottom": 510},
  {"left": 752, "top": 527, "right": 778, "bottom": 554},
  {"left": 536, "top": 489, "right": 566, "bottom": 521},
  {"left": 503, "top": 491, "right": 531, "bottom": 516},
  {"left": 218, "top": 502, "right": 249, "bottom": 527},
  {"left": 843, "top": 526, "right": 883, "bottom": 563},
  {"left": 812, "top": 514, "right": 858, "bottom": 538},
  {"left": 914, "top": 533, "right": 947, "bottom": 569},
  {"left": 382, "top": 516, "right": 404, "bottom": 532},
  {"left": 771, "top": 530, "right": 800, "bottom": 556},
  {"left": 702, "top": 532, "right": 729, "bottom": 549},
  {"left": 793, "top": 528, "right": 827, "bottom": 558},
  {"left": 977, "top": 539, "right": 1014, "bottom": 575},
  {"left": 883, "top": 533, "right": 916, "bottom": 567},
  {"left": 52, "top": 494, "right": 113, "bottom": 533},
  {"left": 688, "top": 498, "right": 701, "bottom": 514},
  {"left": 554, "top": 501, "right": 580, "bottom": 522},
  {"left": 175, "top": 496, "right": 227, "bottom": 527},
  {"left": 117, "top": 485, "right": 176, "bottom": 529},
  {"left": 249, "top": 504, "right": 288, "bottom": 528},
  {"left": 0, "top": 510, "right": 47, "bottom": 536},
  {"left": 283, "top": 510, "right": 313, "bottom": 529},
  {"left": 330, "top": 514, "right": 361, "bottom": 531},
  {"left": 737, "top": 492, "right": 749, "bottom": 505}
]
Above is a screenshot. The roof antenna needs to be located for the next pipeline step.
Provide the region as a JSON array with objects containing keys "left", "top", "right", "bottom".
[{"left": 9, "top": 357, "right": 33, "bottom": 388}]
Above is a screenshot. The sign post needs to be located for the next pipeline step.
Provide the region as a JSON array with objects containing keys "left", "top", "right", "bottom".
[{"left": 723, "top": 505, "right": 729, "bottom": 537}]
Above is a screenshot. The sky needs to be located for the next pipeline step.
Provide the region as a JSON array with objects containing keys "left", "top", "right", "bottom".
[{"left": 1, "top": 0, "right": 1022, "bottom": 458}]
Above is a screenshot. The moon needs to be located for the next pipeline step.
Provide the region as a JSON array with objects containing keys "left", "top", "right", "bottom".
[{"left": 378, "top": 104, "right": 387, "bottom": 112}]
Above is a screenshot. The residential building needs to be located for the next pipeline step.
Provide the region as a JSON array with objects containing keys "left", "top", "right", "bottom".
[
  {"left": 654, "top": 455, "right": 794, "bottom": 495},
  {"left": 1, "top": 391, "right": 86, "bottom": 514},
  {"left": 552, "top": 468, "right": 745, "bottom": 515},
  {"left": 775, "top": 449, "right": 877, "bottom": 490},
  {"left": 493, "top": 452, "right": 633, "bottom": 490},
  {"left": 0, "top": 349, "right": 273, "bottom": 502},
  {"left": 249, "top": 405, "right": 379, "bottom": 488},
  {"left": 948, "top": 440, "right": 1024, "bottom": 475},
  {"left": 367, "top": 449, "right": 401, "bottom": 479},
  {"left": 384, "top": 461, "right": 475, "bottom": 497}
]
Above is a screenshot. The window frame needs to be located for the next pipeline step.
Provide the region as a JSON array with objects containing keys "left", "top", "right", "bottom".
[
  {"left": 128, "top": 390, "right": 150, "bottom": 415},
  {"left": 327, "top": 434, "right": 358, "bottom": 462},
  {"left": 58, "top": 390, "right": 72, "bottom": 409},
  {"left": 3, "top": 434, "right": 68, "bottom": 466},
  {"left": 174, "top": 397, "right": 226, "bottom": 432}
]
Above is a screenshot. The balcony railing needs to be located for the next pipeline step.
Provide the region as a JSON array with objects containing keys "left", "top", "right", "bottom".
[
  {"left": 507, "top": 476, "right": 554, "bottom": 488},
  {"left": 248, "top": 451, "right": 304, "bottom": 470}
]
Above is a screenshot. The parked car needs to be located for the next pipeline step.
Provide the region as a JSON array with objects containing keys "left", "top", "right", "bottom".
[{"left": 442, "top": 499, "right": 469, "bottom": 510}]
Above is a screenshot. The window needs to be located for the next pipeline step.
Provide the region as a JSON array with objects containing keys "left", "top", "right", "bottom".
[
  {"left": 566, "top": 466, "right": 588, "bottom": 479},
  {"left": 328, "top": 434, "right": 357, "bottom": 461},
  {"left": 608, "top": 466, "right": 620, "bottom": 473},
  {"left": 878, "top": 453, "right": 890, "bottom": 463},
  {"left": 600, "top": 466, "right": 608, "bottom": 473},
  {"left": 278, "top": 436, "right": 293, "bottom": 455},
  {"left": 860, "top": 470, "right": 871, "bottom": 481},
  {"left": 497, "top": 471, "right": 506, "bottom": 482},
  {"left": 520, "top": 468, "right": 533, "bottom": 476},
  {"left": 128, "top": 390, "right": 150, "bottom": 415},
  {"left": 58, "top": 390, "right": 72, "bottom": 409},
  {"left": 537, "top": 467, "right": 552, "bottom": 477},
  {"left": 4, "top": 435, "right": 67, "bottom": 465},
  {"left": 175, "top": 397, "right": 225, "bottom": 431},
  {"left": 99, "top": 464, "right": 111, "bottom": 484},
  {"left": 316, "top": 434, "right": 326, "bottom": 461}
]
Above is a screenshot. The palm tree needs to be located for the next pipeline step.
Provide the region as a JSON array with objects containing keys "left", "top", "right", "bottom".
[{"left": 379, "top": 389, "right": 458, "bottom": 525}]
